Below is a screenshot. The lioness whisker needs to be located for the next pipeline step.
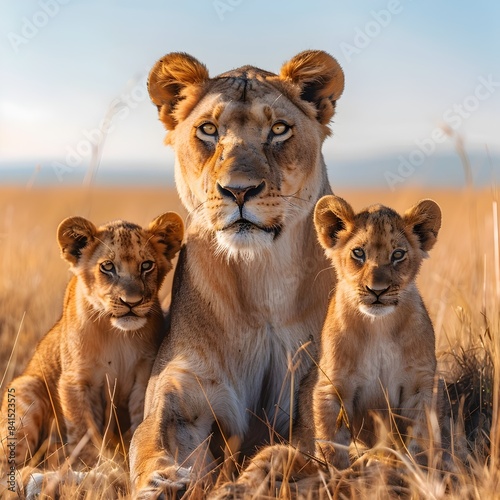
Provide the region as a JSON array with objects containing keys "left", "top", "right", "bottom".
[
  {"left": 280, "top": 193, "right": 313, "bottom": 205},
  {"left": 186, "top": 200, "right": 208, "bottom": 223},
  {"left": 270, "top": 94, "right": 283, "bottom": 109},
  {"left": 313, "top": 265, "right": 336, "bottom": 286}
]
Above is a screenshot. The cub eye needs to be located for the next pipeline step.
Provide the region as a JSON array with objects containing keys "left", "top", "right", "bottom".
[
  {"left": 100, "top": 261, "right": 115, "bottom": 274},
  {"left": 199, "top": 122, "right": 218, "bottom": 136},
  {"left": 271, "top": 122, "right": 290, "bottom": 136},
  {"left": 391, "top": 249, "right": 407, "bottom": 263},
  {"left": 351, "top": 248, "right": 365, "bottom": 262},
  {"left": 141, "top": 260, "right": 155, "bottom": 272}
]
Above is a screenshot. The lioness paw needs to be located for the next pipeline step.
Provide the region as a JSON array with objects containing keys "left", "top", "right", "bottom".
[{"left": 136, "top": 466, "right": 192, "bottom": 499}]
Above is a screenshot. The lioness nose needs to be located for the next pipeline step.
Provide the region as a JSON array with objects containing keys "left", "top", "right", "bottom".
[
  {"left": 217, "top": 180, "right": 266, "bottom": 206},
  {"left": 119, "top": 296, "right": 143, "bottom": 308}
]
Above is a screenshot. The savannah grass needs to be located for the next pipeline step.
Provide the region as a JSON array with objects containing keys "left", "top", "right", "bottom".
[{"left": 0, "top": 184, "right": 497, "bottom": 498}]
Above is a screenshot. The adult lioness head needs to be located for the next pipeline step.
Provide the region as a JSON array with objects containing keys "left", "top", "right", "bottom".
[{"left": 148, "top": 50, "right": 344, "bottom": 259}]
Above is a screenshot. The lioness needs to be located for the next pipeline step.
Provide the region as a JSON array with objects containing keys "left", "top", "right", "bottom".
[
  {"left": 130, "top": 50, "right": 344, "bottom": 496},
  {"left": 0, "top": 213, "right": 183, "bottom": 471},
  {"left": 312, "top": 195, "right": 441, "bottom": 468}
]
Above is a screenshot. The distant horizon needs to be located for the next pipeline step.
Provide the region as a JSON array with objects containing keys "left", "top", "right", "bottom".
[{"left": 1, "top": 148, "right": 498, "bottom": 191}]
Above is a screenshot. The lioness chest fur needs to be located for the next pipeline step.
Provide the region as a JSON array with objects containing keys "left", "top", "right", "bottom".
[
  {"left": 129, "top": 50, "right": 344, "bottom": 496},
  {"left": 0, "top": 213, "right": 183, "bottom": 469},
  {"left": 311, "top": 195, "right": 441, "bottom": 469}
]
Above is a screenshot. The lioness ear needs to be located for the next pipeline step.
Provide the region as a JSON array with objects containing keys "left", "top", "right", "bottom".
[
  {"left": 404, "top": 199, "right": 441, "bottom": 252},
  {"left": 148, "top": 52, "right": 210, "bottom": 130},
  {"left": 57, "top": 216, "right": 97, "bottom": 266},
  {"left": 280, "top": 50, "right": 344, "bottom": 125},
  {"left": 314, "top": 195, "right": 355, "bottom": 250},
  {"left": 148, "top": 212, "right": 184, "bottom": 261}
]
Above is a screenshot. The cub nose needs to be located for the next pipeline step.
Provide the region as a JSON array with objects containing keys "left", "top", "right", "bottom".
[
  {"left": 366, "top": 286, "right": 390, "bottom": 298},
  {"left": 217, "top": 180, "right": 266, "bottom": 206}
]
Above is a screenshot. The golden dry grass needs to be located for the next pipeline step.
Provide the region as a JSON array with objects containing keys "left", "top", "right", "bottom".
[{"left": 0, "top": 184, "right": 498, "bottom": 498}]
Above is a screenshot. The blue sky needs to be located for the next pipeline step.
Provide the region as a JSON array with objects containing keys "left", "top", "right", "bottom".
[{"left": 1, "top": 0, "right": 499, "bottom": 187}]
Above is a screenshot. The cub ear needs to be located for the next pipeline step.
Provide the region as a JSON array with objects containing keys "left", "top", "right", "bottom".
[
  {"left": 148, "top": 52, "right": 210, "bottom": 130},
  {"left": 57, "top": 216, "right": 97, "bottom": 267},
  {"left": 279, "top": 50, "right": 344, "bottom": 125},
  {"left": 404, "top": 199, "right": 442, "bottom": 252},
  {"left": 314, "top": 195, "right": 355, "bottom": 250},
  {"left": 148, "top": 212, "right": 184, "bottom": 261}
]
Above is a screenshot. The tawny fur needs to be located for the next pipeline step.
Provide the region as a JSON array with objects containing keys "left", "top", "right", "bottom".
[
  {"left": 129, "top": 50, "right": 344, "bottom": 497},
  {"left": 0, "top": 213, "right": 183, "bottom": 471},
  {"left": 307, "top": 195, "right": 441, "bottom": 469}
]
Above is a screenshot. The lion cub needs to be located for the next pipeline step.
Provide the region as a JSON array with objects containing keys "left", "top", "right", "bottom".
[
  {"left": 0, "top": 212, "right": 183, "bottom": 469},
  {"left": 312, "top": 195, "right": 441, "bottom": 468}
]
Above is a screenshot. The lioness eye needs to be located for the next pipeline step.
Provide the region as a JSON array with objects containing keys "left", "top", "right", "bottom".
[
  {"left": 351, "top": 248, "right": 365, "bottom": 262},
  {"left": 100, "top": 261, "right": 115, "bottom": 273},
  {"left": 199, "top": 123, "right": 217, "bottom": 136},
  {"left": 391, "top": 249, "right": 406, "bottom": 263},
  {"left": 141, "top": 260, "right": 155, "bottom": 272},
  {"left": 271, "top": 122, "right": 289, "bottom": 135}
]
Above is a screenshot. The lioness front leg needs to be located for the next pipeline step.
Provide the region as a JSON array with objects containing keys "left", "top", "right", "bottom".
[{"left": 130, "top": 383, "right": 226, "bottom": 498}]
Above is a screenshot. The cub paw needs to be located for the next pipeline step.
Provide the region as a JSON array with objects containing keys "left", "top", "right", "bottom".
[
  {"left": 25, "top": 470, "right": 86, "bottom": 500},
  {"left": 407, "top": 440, "right": 428, "bottom": 467},
  {"left": 317, "top": 441, "right": 351, "bottom": 470}
]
